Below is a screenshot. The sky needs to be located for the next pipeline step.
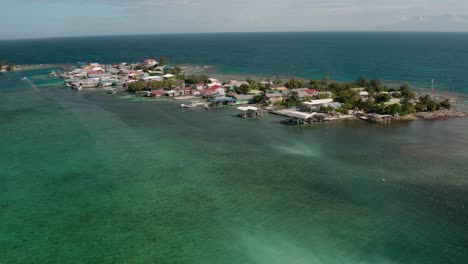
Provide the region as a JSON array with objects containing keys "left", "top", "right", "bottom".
[{"left": 1, "top": 0, "right": 468, "bottom": 39}]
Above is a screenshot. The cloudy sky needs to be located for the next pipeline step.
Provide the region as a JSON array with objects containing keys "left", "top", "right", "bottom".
[{"left": 2, "top": 0, "right": 468, "bottom": 39}]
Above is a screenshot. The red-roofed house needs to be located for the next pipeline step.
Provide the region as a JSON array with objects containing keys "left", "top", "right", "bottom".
[
  {"left": 304, "top": 89, "right": 318, "bottom": 95},
  {"left": 144, "top": 59, "right": 158, "bottom": 66},
  {"left": 192, "top": 83, "right": 206, "bottom": 90},
  {"left": 87, "top": 70, "right": 106, "bottom": 78},
  {"left": 201, "top": 85, "right": 225, "bottom": 96},
  {"left": 150, "top": 90, "right": 164, "bottom": 97}
]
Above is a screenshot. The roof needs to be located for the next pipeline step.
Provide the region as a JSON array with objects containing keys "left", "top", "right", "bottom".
[
  {"left": 287, "top": 111, "right": 316, "bottom": 120},
  {"left": 304, "top": 89, "right": 318, "bottom": 94},
  {"left": 316, "top": 91, "right": 333, "bottom": 95},
  {"left": 151, "top": 90, "right": 164, "bottom": 95},
  {"left": 297, "top": 91, "right": 312, "bottom": 98},
  {"left": 249, "top": 89, "right": 262, "bottom": 95},
  {"left": 233, "top": 94, "right": 254, "bottom": 100},
  {"left": 265, "top": 93, "right": 284, "bottom": 98},
  {"left": 359, "top": 91, "right": 369, "bottom": 96},
  {"left": 272, "top": 86, "right": 288, "bottom": 91},
  {"left": 238, "top": 106, "right": 259, "bottom": 111},
  {"left": 328, "top": 102, "right": 343, "bottom": 109},
  {"left": 202, "top": 85, "right": 224, "bottom": 94},
  {"left": 211, "top": 97, "right": 236, "bottom": 102},
  {"left": 162, "top": 74, "right": 175, "bottom": 78},
  {"left": 303, "top": 99, "right": 334, "bottom": 106},
  {"left": 143, "top": 76, "right": 162, "bottom": 80},
  {"left": 291, "top": 88, "right": 310, "bottom": 92},
  {"left": 88, "top": 70, "right": 104, "bottom": 75}
]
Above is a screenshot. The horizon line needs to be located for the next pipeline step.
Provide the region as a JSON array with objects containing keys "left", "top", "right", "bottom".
[{"left": 2, "top": 30, "right": 468, "bottom": 41}]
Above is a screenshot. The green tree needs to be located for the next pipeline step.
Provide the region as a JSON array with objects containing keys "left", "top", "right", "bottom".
[
  {"left": 334, "top": 90, "right": 359, "bottom": 107},
  {"left": 320, "top": 105, "right": 334, "bottom": 114},
  {"left": 252, "top": 94, "right": 263, "bottom": 104},
  {"left": 127, "top": 81, "right": 148, "bottom": 92},
  {"left": 374, "top": 93, "right": 391, "bottom": 103},
  {"left": 385, "top": 104, "right": 402, "bottom": 116},
  {"left": 235, "top": 84, "right": 251, "bottom": 95},
  {"left": 319, "top": 77, "right": 329, "bottom": 87},
  {"left": 273, "top": 79, "right": 283, "bottom": 85},
  {"left": 357, "top": 98, "right": 376, "bottom": 113},
  {"left": 356, "top": 75, "right": 369, "bottom": 87},
  {"left": 399, "top": 84, "right": 415, "bottom": 99},
  {"left": 308, "top": 79, "right": 320, "bottom": 89},
  {"left": 400, "top": 98, "right": 416, "bottom": 115},
  {"left": 287, "top": 91, "right": 301, "bottom": 107},
  {"left": 440, "top": 99, "right": 451, "bottom": 109},
  {"left": 184, "top": 75, "right": 209, "bottom": 85},
  {"left": 370, "top": 79, "right": 382, "bottom": 89},
  {"left": 246, "top": 79, "right": 259, "bottom": 90},
  {"left": 165, "top": 66, "right": 182, "bottom": 76},
  {"left": 328, "top": 82, "right": 345, "bottom": 93},
  {"left": 285, "top": 79, "right": 307, "bottom": 90}
]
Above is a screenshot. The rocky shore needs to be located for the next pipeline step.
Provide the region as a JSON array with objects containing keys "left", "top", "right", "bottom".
[{"left": 397, "top": 109, "right": 467, "bottom": 121}]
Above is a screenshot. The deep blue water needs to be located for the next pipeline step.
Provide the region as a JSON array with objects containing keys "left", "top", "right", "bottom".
[{"left": 1, "top": 32, "right": 468, "bottom": 93}]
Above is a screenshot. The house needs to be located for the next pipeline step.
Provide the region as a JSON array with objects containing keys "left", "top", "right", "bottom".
[
  {"left": 179, "top": 86, "right": 194, "bottom": 95},
  {"left": 87, "top": 70, "right": 107, "bottom": 78},
  {"left": 302, "top": 99, "right": 334, "bottom": 112},
  {"left": 193, "top": 83, "right": 206, "bottom": 90},
  {"left": 144, "top": 59, "right": 158, "bottom": 67},
  {"left": 143, "top": 76, "right": 163, "bottom": 81},
  {"left": 232, "top": 94, "right": 254, "bottom": 104},
  {"left": 147, "top": 90, "right": 164, "bottom": 97},
  {"left": 208, "top": 78, "right": 218, "bottom": 82},
  {"left": 359, "top": 91, "right": 369, "bottom": 99},
  {"left": 124, "top": 70, "right": 145, "bottom": 79},
  {"left": 271, "top": 86, "right": 288, "bottom": 92},
  {"left": 225, "top": 80, "right": 249, "bottom": 88},
  {"left": 304, "top": 89, "right": 318, "bottom": 95},
  {"left": 162, "top": 74, "right": 175, "bottom": 79},
  {"left": 164, "top": 90, "right": 180, "bottom": 97},
  {"left": 201, "top": 85, "right": 225, "bottom": 96},
  {"left": 248, "top": 89, "right": 262, "bottom": 95},
  {"left": 263, "top": 93, "right": 284, "bottom": 104}
]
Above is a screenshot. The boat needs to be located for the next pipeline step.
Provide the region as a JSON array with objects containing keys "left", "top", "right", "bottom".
[
  {"left": 180, "top": 101, "right": 206, "bottom": 108},
  {"left": 21, "top": 77, "right": 27, "bottom": 80}
]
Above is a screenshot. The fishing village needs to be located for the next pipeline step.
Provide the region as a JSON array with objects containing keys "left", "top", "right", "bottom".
[{"left": 51, "top": 57, "right": 466, "bottom": 125}]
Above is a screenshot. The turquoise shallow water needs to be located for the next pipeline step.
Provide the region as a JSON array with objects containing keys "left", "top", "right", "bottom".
[{"left": 1, "top": 69, "right": 468, "bottom": 263}]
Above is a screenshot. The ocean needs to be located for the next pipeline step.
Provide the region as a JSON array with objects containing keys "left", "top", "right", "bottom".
[
  {"left": 1, "top": 33, "right": 468, "bottom": 263},
  {"left": 1, "top": 32, "right": 468, "bottom": 93}
]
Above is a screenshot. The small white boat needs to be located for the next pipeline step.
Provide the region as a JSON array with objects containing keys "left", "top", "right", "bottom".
[
  {"left": 21, "top": 77, "right": 28, "bottom": 80},
  {"left": 181, "top": 101, "right": 206, "bottom": 108},
  {"left": 180, "top": 104, "right": 194, "bottom": 108}
]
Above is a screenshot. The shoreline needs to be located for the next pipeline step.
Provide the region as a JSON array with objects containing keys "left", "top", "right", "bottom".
[
  {"left": 13, "top": 63, "right": 468, "bottom": 103},
  {"left": 10, "top": 62, "right": 468, "bottom": 124}
]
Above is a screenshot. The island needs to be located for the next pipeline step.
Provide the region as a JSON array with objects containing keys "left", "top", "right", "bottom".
[{"left": 30, "top": 56, "right": 467, "bottom": 125}]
